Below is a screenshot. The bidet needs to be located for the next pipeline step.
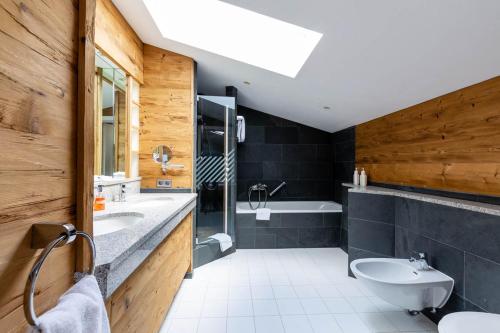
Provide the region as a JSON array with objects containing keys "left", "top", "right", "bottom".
[{"left": 350, "top": 258, "right": 454, "bottom": 313}]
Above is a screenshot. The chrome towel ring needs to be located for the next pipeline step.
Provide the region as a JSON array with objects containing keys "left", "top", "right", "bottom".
[{"left": 23, "top": 223, "right": 96, "bottom": 328}]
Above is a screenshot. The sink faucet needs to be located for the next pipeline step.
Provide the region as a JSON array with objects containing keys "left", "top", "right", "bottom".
[
  {"left": 118, "top": 184, "right": 127, "bottom": 202},
  {"left": 409, "top": 251, "right": 430, "bottom": 271}
]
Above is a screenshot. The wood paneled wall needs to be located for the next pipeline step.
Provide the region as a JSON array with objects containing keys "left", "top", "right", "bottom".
[
  {"left": 140, "top": 45, "right": 195, "bottom": 189},
  {"left": 95, "top": 0, "right": 143, "bottom": 83},
  {"left": 0, "top": 1, "right": 81, "bottom": 331},
  {"left": 356, "top": 76, "right": 500, "bottom": 197},
  {"left": 106, "top": 214, "right": 192, "bottom": 333}
]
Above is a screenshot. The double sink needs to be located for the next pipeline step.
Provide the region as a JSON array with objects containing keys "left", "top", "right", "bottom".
[{"left": 93, "top": 196, "right": 174, "bottom": 236}]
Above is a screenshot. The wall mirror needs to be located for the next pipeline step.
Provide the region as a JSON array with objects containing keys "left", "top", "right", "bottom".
[{"left": 94, "top": 50, "right": 127, "bottom": 176}]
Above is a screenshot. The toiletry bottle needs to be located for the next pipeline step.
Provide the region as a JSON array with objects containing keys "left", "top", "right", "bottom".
[
  {"left": 360, "top": 168, "right": 367, "bottom": 187},
  {"left": 94, "top": 185, "right": 106, "bottom": 211},
  {"left": 353, "top": 168, "right": 359, "bottom": 186}
]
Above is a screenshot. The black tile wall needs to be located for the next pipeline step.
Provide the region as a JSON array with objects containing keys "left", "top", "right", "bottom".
[
  {"left": 237, "top": 106, "right": 334, "bottom": 201},
  {"left": 331, "top": 127, "right": 355, "bottom": 252},
  {"left": 349, "top": 192, "right": 395, "bottom": 224},
  {"left": 347, "top": 192, "right": 395, "bottom": 275},
  {"left": 348, "top": 191, "right": 500, "bottom": 323},
  {"left": 236, "top": 212, "right": 341, "bottom": 249}
]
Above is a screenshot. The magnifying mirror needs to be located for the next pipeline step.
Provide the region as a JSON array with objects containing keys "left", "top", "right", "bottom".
[{"left": 152, "top": 145, "right": 172, "bottom": 174}]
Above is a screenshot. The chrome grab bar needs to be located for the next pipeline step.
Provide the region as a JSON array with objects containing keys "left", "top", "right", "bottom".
[{"left": 24, "top": 223, "right": 96, "bottom": 327}]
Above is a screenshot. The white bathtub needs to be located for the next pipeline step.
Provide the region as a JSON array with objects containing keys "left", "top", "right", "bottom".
[{"left": 236, "top": 201, "right": 342, "bottom": 214}]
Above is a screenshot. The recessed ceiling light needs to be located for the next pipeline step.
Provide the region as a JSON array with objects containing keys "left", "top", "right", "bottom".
[{"left": 143, "top": 0, "right": 323, "bottom": 78}]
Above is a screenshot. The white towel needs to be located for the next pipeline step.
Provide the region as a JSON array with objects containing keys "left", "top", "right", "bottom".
[
  {"left": 208, "top": 233, "right": 233, "bottom": 252},
  {"left": 30, "top": 275, "right": 110, "bottom": 333},
  {"left": 256, "top": 208, "right": 271, "bottom": 221},
  {"left": 237, "top": 115, "right": 245, "bottom": 143}
]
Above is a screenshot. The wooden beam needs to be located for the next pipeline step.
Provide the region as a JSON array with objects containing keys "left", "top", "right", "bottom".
[{"left": 77, "top": 0, "right": 96, "bottom": 272}]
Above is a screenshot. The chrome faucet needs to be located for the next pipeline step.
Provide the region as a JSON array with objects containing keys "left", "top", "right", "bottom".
[
  {"left": 269, "top": 181, "right": 286, "bottom": 197},
  {"left": 248, "top": 183, "right": 268, "bottom": 210},
  {"left": 118, "top": 184, "right": 127, "bottom": 202},
  {"left": 409, "top": 251, "right": 430, "bottom": 271}
]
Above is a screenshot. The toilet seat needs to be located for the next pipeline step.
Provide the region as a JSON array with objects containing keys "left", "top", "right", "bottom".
[{"left": 438, "top": 312, "right": 500, "bottom": 333}]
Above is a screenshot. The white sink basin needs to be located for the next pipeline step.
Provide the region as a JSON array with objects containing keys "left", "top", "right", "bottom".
[
  {"left": 130, "top": 197, "right": 174, "bottom": 208},
  {"left": 94, "top": 212, "right": 144, "bottom": 236},
  {"left": 350, "top": 258, "right": 454, "bottom": 312}
]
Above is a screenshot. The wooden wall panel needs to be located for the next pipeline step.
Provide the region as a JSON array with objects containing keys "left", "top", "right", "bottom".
[
  {"left": 106, "top": 214, "right": 192, "bottom": 333},
  {"left": 95, "top": 0, "right": 144, "bottom": 83},
  {"left": 140, "top": 45, "right": 195, "bottom": 189},
  {"left": 356, "top": 76, "right": 500, "bottom": 196},
  {"left": 0, "top": 0, "right": 81, "bottom": 331}
]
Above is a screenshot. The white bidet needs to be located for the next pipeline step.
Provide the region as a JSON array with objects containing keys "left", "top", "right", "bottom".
[{"left": 350, "top": 258, "right": 454, "bottom": 312}]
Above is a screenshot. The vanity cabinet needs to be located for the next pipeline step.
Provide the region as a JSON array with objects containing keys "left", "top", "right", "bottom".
[{"left": 105, "top": 213, "right": 192, "bottom": 332}]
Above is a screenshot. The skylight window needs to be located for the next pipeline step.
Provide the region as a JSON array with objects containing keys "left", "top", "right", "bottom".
[{"left": 143, "top": 0, "right": 323, "bottom": 78}]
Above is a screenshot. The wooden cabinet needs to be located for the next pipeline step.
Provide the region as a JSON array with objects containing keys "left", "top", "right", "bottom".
[{"left": 106, "top": 214, "right": 193, "bottom": 333}]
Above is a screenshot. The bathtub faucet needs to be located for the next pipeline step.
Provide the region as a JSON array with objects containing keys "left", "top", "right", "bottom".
[
  {"left": 248, "top": 183, "right": 268, "bottom": 210},
  {"left": 269, "top": 181, "right": 287, "bottom": 197},
  {"left": 409, "top": 251, "right": 430, "bottom": 271}
]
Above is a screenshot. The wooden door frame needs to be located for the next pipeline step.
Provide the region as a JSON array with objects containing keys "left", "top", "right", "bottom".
[{"left": 76, "top": 0, "right": 96, "bottom": 272}]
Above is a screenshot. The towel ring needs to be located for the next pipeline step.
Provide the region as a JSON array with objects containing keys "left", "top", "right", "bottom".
[{"left": 23, "top": 223, "right": 96, "bottom": 327}]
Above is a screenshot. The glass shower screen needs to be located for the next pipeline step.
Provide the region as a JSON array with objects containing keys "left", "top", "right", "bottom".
[{"left": 196, "top": 96, "right": 236, "bottom": 244}]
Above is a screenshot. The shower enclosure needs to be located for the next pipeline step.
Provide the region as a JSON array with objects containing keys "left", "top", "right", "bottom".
[{"left": 194, "top": 95, "right": 236, "bottom": 266}]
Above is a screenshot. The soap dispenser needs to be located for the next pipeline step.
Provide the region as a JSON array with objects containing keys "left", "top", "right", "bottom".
[
  {"left": 94, "top": 185, "right": 106, "bottom": 211},
  {"left": 353, "top": 168, "right": 359, "bottom": 186},
  {"left": 360, "top": 168, "right": 368, "bottom": 188}
]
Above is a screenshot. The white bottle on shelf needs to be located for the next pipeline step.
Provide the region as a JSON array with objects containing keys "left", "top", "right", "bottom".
[
  {"left": 360, "top": 168, "right": 367, "bottom": 187},
  {"left": 353, "top": 168, "right": 359, "bottom": 186}
]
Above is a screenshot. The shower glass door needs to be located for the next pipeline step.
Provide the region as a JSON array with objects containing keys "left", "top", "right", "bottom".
[{"left": 196, "top": 96, "right": 236, "bottom": 243}]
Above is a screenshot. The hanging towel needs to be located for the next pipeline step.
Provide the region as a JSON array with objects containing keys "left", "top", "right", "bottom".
[
  {"left": 208, "top": 233, "right": 233, "bottom": 252},
  {"left": 236, "top": 115, "right": 245, "bottom": 143},
  {"left": 30, "top": 275, "right": 110, "bottom": 333},
  {"left": 256, "top": 208, "right": 271, "bottom": 221}
]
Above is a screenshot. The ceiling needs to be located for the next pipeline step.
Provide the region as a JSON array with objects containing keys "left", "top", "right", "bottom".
[{"left": 113, "top": 0, "right": 500, "bottom": 132}]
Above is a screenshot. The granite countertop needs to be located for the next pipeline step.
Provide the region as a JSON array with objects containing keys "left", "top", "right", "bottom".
[
  {"left": 342, "top": 183, "right": 500, "bottom": 217},
  {"left": 93, "top": 192, "right": 197, "bottom": 298}
]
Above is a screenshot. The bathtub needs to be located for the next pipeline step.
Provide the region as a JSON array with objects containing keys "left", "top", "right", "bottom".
[
  {"left": 236, "top": 201, "right": 343, "bottom": 249},
  {"left": 236, "top": 201, "right": 342, "bottom": 214}
]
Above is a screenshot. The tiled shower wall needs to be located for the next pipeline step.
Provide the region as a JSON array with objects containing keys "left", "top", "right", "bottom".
[
  {"left": 237, "top": 106, "right": 333, "bottom": 201},
  {"left": 347, "top": 191, "right": 500, "bottom": 323}
]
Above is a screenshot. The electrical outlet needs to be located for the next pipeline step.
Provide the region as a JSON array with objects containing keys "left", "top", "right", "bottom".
[{"left": 156, "top": 179, "right": 172, "bottom": 188}]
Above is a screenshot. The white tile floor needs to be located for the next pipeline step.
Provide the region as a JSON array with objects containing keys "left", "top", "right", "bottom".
[{"left": 159, "top": 248, "right": 437, "bottom": 333}]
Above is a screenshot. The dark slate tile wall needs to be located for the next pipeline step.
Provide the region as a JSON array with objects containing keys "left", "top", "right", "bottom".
[
  {"left": 331, "top": 127, "right": 355, "bottom": 252},
  {"left": 394, "top": 197, "right": 500, "bottom": 322},
  {"left": 348, "top": 191, "right": 500, "bottom": 323},
  {"left": 332, "top": 127, "right": 355, "bottom": 202},
  {"left": 347, "top": 192, "right": 395, "bottom": 276},
  {"left": 237, "top": 106, "right": 333, "bottom": 201},
  {"left": 236, "top": 212, "right": 341, "bottom": 249}
]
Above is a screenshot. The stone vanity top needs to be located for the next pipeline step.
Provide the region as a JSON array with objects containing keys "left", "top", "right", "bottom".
[
  {"left": 93, "top": 192, "right": 197, "bottom": 298},
  {"left": 342, "top": 183, "right": 500, "bottom": 217}
]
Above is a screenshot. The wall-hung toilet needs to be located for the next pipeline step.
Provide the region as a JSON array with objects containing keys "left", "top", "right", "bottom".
[
  {"left": 350, "top": 258, "right": 454, "bottom": 312},
  {"left": 438, "top": 312, "right": 500, "bottom": 333}
]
